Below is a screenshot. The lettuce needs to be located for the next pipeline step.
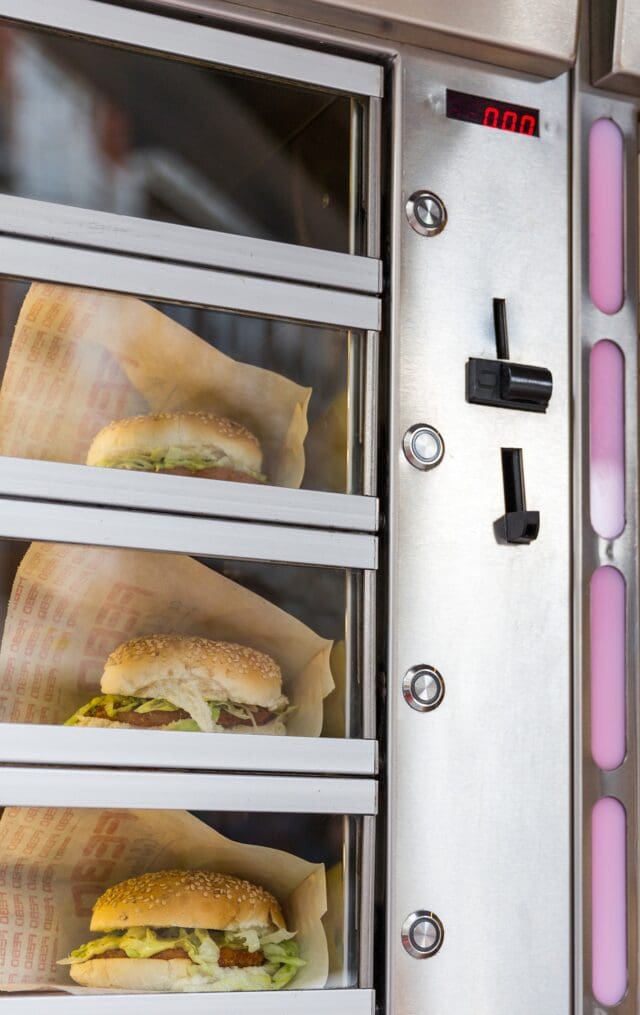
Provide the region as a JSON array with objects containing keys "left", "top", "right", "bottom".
[
  {"left": 94, "top": 445, "right": 266, "bottom": 482},
  {"left": 65, "top": 695, "right": 288, "bottom": 731},
  {"left": 58, "top": 925, "right": 304, "bottom": 990}
]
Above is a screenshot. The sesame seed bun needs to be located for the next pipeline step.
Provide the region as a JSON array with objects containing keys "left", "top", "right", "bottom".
[
  {"left": 90, "top": 870, "right": 285, "bottom": 933},
  {"left": 86, "top": 411, "right": 263, "bottom": 477},
  {"left": 100, "top": 636, "right": 285, "bottom": 731}
]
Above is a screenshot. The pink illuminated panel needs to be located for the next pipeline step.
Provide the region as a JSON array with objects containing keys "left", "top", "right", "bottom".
[
  {"left": 591, "top": 567, "right": 626, "bottom": 770},
  {"left": 592, "top": 797, "right": 627, "bottom": 1006},
  {"left": 589, "top": 119, "right": 624, "bottom": 314},
  {"left": 590, "top": 340, "right": 625, "bottom": 539}
]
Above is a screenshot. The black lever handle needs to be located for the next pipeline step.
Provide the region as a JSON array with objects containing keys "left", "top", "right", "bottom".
[
  {"left": 466, "top": 299, "right": 553, "bottom": 413},
  {"left": 496, "top": 448, "right": 540, "bottom": 545}
]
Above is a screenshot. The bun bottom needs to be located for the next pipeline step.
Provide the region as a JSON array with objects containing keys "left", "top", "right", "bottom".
[
  {"left": 73, "top": 716, "right": 287, "bottom": 736},
  {"left": 69, "top": 958, "right": 271, "bottom": 992}
]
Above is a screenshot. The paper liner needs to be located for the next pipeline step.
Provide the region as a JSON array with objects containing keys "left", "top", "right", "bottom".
[
  {"left": 0, "top": 283, "right": 311, "bottom": 487},
  {"left": 0, "top": 807, "right": 328, "bottom": 993},
  {"left": 0, "top": 542, "right": 334, "bottom": 736}
]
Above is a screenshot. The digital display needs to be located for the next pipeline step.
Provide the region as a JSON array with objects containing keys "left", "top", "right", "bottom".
[{"left": 446, "top": 89, "right": 540, "bottom": 138}]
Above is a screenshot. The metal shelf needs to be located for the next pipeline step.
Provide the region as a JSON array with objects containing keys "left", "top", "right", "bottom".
[
  {"left": 0, "top": 498, "right": 377, "bottom": 569},
  {"left": 0, "top": 989, "right": 376, "bottom": 1013},
  {"left": 0, "top": 725, "right": 378, "bottom": 777},
  {"left": 0, "top": 458, "right": 378, "bottom": 533},
  {"left": 0, "top": 766, "right": 378, "bottom": 814}
]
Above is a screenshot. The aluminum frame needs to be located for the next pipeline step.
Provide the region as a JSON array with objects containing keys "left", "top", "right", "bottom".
[
  {"left": 0, "top": 458, "right": 378, "bottom": 533},
  {"left": 0, "top": 237, "right": 380, "bottom": 331},
  {"left": 0, "top": 993, "right": 376, "bottom": 1015},
  {"left": 0, "top": 724, "right": 377, "bottom": 776},
  {"left": 0, "top": 765, "right": 377, "bottom": 813},
  {"left": 0, "top": 196, "right": 382, "bottom": 295},
  {"left": 0, "top": 498, "right": 377, "bottom": 568},
  {"left": 573, "top": 41, "right": 640, "bottom": 1015},
  {"left": 385, "top": 46, "right": 572, "bottom": 1015},
  {"left": 0, "top": 0, "right": 383, "bottom": 97}
]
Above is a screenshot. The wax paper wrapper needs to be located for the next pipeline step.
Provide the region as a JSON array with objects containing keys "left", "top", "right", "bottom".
[
  {"left": 0, "top": 806, "right": 328, "bottom": 993},
  {"left": 0, "top": 542, "right": 334, "bottom": 736},
  {"left": 0, "top": 282, "right": 311, "bottom": 487}
]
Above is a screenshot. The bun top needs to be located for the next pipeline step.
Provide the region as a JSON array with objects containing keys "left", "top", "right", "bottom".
[
  {"left": 86, "top": 411, "right": 262, "bottom": 472},
  {"left": 101, "top": 634, "right": 285, "bottom": 721},
  {"left": 90, "top": 869, "right": 285, "bottom": 933}
]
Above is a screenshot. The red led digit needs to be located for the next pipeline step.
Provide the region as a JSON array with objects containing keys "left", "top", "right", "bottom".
[
  {"left": 482, "top": 105, "right": 499, "bottom": 128},
  {"left": 501, "top": 110, "right": 517, "bottom": 131},
  {"left": 520, "top": 114, "right": 536, "bottom": 136}
]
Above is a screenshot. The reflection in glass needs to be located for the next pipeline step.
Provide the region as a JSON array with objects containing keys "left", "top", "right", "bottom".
[{"left": 0, "top": 25, "right": 359, "bottom": 253}]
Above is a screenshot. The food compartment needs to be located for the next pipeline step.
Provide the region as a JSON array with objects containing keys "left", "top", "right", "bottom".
[
  {"left": 0, "top": 792, "right": 374, "bottom": 999},
  {"left": 0, "top": 17, "right": 368, "bottom": 255},
  {"left": 0, "top": 277, "right": 374, "bottom": 498},
  {"left": 0, "top": 536, "right": 374, "bottom": 750}
]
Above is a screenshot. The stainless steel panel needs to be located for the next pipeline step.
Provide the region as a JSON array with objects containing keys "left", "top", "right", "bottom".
[
  {"left": 0, "top": 196, "right": 381, "bottom": 294},
  {"left": 208, "top": 0, "right": 579, "bottom": 76},
  {"left": 0, "top": 237, "right": 381, "bottom": 332},
  {"left": 0, "top": 0, "right": 383, "bottom": 97},
  {"left": 0, "top": 498, "right": 378, "bottom": 569},
  {"left": 0, "top": 766, "right": 378, "bottom": 814},
  {"left": 0, "top": 992, "right": 376, "bottom": 1013},
  {"left": 386, "top": 49, "right": 571, "bottom": 1014},
  {"left": 573, "top": 85, "right": 640, "bottom": 1015},
  {"left": 0, "top": 724, "right": 377, "bottom": 775},
  {"left": 591, "top": 0, "right": 640, "bottom": 95},
  {"left": 0, "top": 458, "right": 378, "bottom": 533}
]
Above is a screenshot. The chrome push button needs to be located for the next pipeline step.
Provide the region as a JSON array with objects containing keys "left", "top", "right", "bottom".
[
  {"left": 402, "top": 911, "right": 445, "bottom": 958},
  {"left": 403, "top": 665, "right": 445, "bottom": 712},
  {"left": 403, "top": 424, "right": 445, "bottom": 470}
]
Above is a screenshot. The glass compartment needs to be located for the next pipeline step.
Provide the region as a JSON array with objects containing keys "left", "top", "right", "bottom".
[
  {"left": 0, "top": 538, "right": 369, "bottom": 739},
  {"left": 0, "top": 277, "right": 369, "bottom": 495},
  {"left": 0, "top": 22, "right": 364, "bottom": 254},
  {"left": 0, "top": 805, "right": 365, "bottom": 993}
]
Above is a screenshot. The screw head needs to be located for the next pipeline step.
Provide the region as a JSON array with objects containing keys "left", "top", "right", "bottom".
[{"left": 406, "top": 190, "right": 448, "bottom": 236}]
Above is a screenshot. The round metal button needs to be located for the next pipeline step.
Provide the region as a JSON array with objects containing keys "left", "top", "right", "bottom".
[
  {"left": 403, "top": 424, "right": 445, "bottom": 470},
  {"left": 406, "top": 190, "right": 448, "bottom": 236},
  {"left": 403, "top": 665, "right": 445, "bottom": 712},
  {"left": 402, "top": 911, "right": 445, "bottom": 959}
]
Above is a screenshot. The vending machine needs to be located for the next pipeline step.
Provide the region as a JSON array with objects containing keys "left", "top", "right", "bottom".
[{"left": 0, "top": 0, "right": 634, "bottom": 1012}]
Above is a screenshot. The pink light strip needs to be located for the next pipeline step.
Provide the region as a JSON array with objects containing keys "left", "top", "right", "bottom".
[
  {"left": 590, "top": 340, "right": 625, "bottom": 539},
  {"left": 590, "top": 567, "right": 626, "bottom": 770},
  {"left": 589, "top": 118, "right": 624, "bottom": 314},
  {"left": 592, "top": 797, "right": 627, "bottom": 1006}
]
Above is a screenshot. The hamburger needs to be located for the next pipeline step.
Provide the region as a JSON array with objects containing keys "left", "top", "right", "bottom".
[
  {"left": 65, "top": 634, "right": 290, "bottom": 734},
  {"left": 58, "top": 869, "right": 305, "bottom": 992},
  {"left": 86, "top": 411, "right": 266, "bottom": 483}
]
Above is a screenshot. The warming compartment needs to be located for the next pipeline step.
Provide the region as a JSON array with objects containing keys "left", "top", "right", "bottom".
[
  {"left": 0, "top": 767, "right": 376, "bottom": 1011},
  {"left": 0, "top": 504, "right": 376, "bottom": 774}
]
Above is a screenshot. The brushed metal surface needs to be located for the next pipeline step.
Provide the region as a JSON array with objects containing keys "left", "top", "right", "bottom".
[
  {"left": 0, "top": 236, "right": 380, "bottom": 332},
  {"left": 200, "top": 0, "right": 579, "bottom": 76},
  {"left": 573, "top": 65, "right": 640, "bottom": 1015},
  {"left": 0, "top": 458, "right": 378, "bottom": 532},
  {"left": 386, "top": 49, "right": 571, "bottom": 1014},
  {"left": 0, "top": 498, "right": 378, "bottom": 569},
  {"left": 591, "top": 0, "right": 640, "bottom": 95},
  {"left": 0, "top": 0, "right": 383, "bottom": 96},
  {"left": 0, "top": 992, "right": 376, "bottom": 1014},
  {"left": 0, "top": 724, "right": 378, "bottom": 775},
  {"left": 0, "top": 195, "right": 381, "bottom": 293},
  {"left": 0, "top": 765, "right": 378, "bottom": 813}
]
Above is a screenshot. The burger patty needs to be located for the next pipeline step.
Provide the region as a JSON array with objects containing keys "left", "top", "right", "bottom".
[
  {"left": 159, "top": 466, "right": 260, "bottom": 484},
  {"left": 91, "top": 947, "right": 265, "bottom": 967},
  {"left": 91, "top": 705, "right": 276, "bottom": 729}
]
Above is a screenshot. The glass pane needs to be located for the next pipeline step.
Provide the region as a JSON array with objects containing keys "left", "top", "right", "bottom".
[
  {"left": 0, "top": 278, "right": 367, "bottom": 494},
  {"left": 0, "top": 805, "right": 362, "bottom": 992},
  {"left": 0, "top": 539, "right": 363, "bottom": 738},
  {"left": 0, "top": 23, "right": 362, "bottom": 253}
]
